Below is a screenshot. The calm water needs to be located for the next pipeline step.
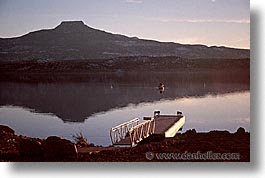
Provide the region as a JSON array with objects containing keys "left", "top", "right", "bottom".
[{"left": 0, "top": 72, "right": 250, "bottom": 146}]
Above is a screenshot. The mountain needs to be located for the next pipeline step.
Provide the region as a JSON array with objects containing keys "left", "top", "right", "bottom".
[{"left": 0, "top": 21, "right": 249, "bottom": 61}]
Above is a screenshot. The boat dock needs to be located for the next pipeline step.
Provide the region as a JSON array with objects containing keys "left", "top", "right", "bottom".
[{"left": 110, "top": 111, "right": 185, "bottom": 147}]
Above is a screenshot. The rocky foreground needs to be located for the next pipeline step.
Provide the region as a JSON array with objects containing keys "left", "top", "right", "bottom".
[{"left": 0, "top": 125, "right": 250, "bottom": 162}]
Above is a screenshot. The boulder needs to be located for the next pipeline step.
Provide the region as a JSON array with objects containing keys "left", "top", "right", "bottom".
[
  {"left": 236, "top": 127, "right": 246, "bottom": 135},
  {"left": 185, "top": 129, "right": 197, "bottom": 136},
  {"left": 0, "top": 125, "right": 19, "bottom": 161},
  {"left": 43, "top": 136, "right": 77, "bottom": 161},
  {"left": 0, "top": 149, "right": 20, "bottom": 162},
  {"left": 209, "top": 130, "right": 230, "bottom": 137},
  {"left": 0, "top": 125, "right": 15, "bottom": 136},
  {"left": 18, "top": 137, "right": 44, "bottom": 161}
]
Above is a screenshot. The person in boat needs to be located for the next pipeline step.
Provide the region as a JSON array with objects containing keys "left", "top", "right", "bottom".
[
  {"left": 158, "top": 83, "right": 165, "bottom": 89},
  {"left": 158, "top": 83, "right": 165, "bottom": 93}
]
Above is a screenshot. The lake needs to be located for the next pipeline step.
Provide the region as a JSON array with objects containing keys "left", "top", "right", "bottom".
[{"left": 0, "top": 71, "right": 250, "bottom": 146}]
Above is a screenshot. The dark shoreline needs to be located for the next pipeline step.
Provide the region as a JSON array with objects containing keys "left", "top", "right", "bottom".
[
  {"left": 0, "top": 125, "right": 250, "bottom": 162},
  {"left": 0, "top": 57, "right": 250, "bottom": 73}
]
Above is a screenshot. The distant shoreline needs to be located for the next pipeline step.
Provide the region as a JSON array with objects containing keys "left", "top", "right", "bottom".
[
  {"left": 0, "top": 57, "right": 250, "bottom": 85},
  {"left": 0, "top": 57, "right": 250, "bottom": 73}
]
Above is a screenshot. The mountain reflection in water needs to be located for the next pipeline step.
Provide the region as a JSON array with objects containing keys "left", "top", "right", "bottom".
[{"left": 0, "top": 71, "right": 249, "bottom": 123}]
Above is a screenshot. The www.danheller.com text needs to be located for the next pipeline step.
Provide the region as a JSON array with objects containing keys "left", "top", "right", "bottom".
[{"left": 145, "top": 151, "right": 240, "bottom": 161}]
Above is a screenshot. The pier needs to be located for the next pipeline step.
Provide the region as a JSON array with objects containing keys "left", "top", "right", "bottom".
[{"left": 110, "top": 111, "right": 185, "bottom": 147}]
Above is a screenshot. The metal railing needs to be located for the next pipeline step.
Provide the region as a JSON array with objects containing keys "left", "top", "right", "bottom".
[
  {"left": 110, "top": 118, "right": 139, "bottom": 145},
  {"left": 129, "top": 118, "right": 155, "bottom": 147}
]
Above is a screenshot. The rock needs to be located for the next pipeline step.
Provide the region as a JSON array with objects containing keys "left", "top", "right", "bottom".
[
  {"left": 0, "top": 125, "right": 19, "bottom": 161},
  {"left": 0, "top": 149, "right": 20, "bottom": 162},
  {"left": 18, "top": 137, "right": 44, "bottom": 161},
  {"left": 209, "top": 130, "right": 230, "bottom": 136},
  {"left": 43, "top": 136, "right": 77, "bottom": 161},
  {"left": 236, "top": 127, "right": 246, "bottom": 135},
  {"left": 0, "top": 125, "right": 15, "bottom": 136},
  {"left": 185, "top": 129, "right": 197, "bottom": 136}
]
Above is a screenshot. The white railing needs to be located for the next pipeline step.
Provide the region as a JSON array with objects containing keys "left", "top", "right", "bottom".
[
  {"left": 110, "top": 118, "right": 139, "bottom": 145},
  {"left": 129, "top": 118, "right": 155, "bottom": 147}
]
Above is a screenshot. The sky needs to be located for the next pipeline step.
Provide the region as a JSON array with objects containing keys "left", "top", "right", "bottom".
[{"left": 0, "top": 0, "right": 250, "bottom": 49}]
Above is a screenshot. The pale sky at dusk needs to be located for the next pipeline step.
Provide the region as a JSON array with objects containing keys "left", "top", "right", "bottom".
[{"left": 0, "top": 0, "right": 250, "bottom": 49}]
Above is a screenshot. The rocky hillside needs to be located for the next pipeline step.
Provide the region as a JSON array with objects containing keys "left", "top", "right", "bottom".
[{"left": 0, "top": 21, "right": 249, "bottom": 61}]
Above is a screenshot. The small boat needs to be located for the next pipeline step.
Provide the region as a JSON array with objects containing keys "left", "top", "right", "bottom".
[
  {"left": 158, "top": 83, "right": 165, "bottom": 89},
  {"left": 158, "top": 83, "right": 165, "bottom": 93}
]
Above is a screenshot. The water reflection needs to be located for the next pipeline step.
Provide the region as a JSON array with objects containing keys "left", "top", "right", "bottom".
[
  {"left": 0, "top": 92, "right": 250, "bottom": 146},
  {"left": 0, "top": 71, "right": 250, "bottom": 145},
  {"left": 0, "top": 71, "right": 249, "bottom": 122}
]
